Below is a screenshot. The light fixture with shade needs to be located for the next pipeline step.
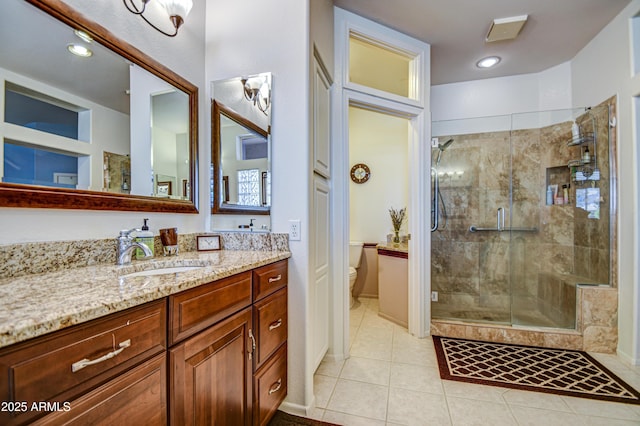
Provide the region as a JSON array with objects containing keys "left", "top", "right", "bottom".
[
  {"left": 123, "top": 0, "right": 193, "bottom": 37},
  {"left": 476, "top": 56, "right": 501, "bottom": 68},
  {"left": 241, "top": 76, "right": 271, "bottom": 115}
]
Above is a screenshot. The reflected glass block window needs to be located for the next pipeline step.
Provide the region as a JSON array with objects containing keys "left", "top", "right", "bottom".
[{"left": 237, "top": 168, "right": 260, "bottom": 206}]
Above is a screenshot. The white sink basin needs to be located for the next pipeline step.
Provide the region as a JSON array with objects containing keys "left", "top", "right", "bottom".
[{"left": 120, "top": 265, "right": 205, "bottom": 278}]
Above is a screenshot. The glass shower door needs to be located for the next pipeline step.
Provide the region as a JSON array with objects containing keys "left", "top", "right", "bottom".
[
  {"left": 431, "top": 104, "right": 611, "bottom": 330},
  {"left": 430, "top": 115, "right": 513, "bottom": 324},
  {"left": 509, "top": 105, "right": 611, "bottom": 329}
]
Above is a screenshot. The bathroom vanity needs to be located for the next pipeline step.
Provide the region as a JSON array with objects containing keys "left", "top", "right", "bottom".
[
  {"left": 377, "top": 243, "right": 408, "bottom": 328},
  {"left": 0, "top": 252, "right": 289, "bottom": 426}
]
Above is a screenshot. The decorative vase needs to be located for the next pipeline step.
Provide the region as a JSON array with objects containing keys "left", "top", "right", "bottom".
[{"left": 393, "top": 230, "right": 400, "bottom": 244}]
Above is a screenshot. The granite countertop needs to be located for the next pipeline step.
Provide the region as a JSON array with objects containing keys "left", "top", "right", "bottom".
[
  {"left": 377, "top": 242, "right": 409, "bottom": 254},
  {"left": 0, "top": 250, "right": 290, "bottom": 349}
]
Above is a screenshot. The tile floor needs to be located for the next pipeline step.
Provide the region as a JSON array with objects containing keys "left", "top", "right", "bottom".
[{"left": 310, "top": 298, "right": 640, "bottom": 426}]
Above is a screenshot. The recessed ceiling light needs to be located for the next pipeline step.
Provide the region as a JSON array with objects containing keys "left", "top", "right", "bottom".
[
  {"left": 476, "top": 56, "right": 501, "bottom": 68},
  {"left": 67, "top": 44, "right": 93, "bottom": 58},
  {"left": 74, "top": 29, "right": 93, "bottom": 43}
]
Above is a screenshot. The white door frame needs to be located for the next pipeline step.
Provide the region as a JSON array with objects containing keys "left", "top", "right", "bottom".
[
  {"left": 329, "top": 6, "right": 432, "bottom": 361},
  {"left": 330, "top": 89, "right": 430, "bottom": 359}
]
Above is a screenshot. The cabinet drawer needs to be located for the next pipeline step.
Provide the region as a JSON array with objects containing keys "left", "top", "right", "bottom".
[
  {"left": 252, "top": 260, "right": 288, "bottom": 302},
  {"left": 33, "top": 352, "right": 167, "bottom": 426},
  {"left": 169, "top": 271, "right": 252, "bottom": 345},
  {"left": 253, "top": 344, "right": 287, "bottom": 426},
  {"left": 0, "top": 300, "right": 165, "bottom": 426},
  {"left": 253, "top": 288, "right": 287, "bottom": 369}
]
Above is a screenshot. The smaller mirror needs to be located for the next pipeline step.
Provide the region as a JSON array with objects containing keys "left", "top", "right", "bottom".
[
  {"left": 212, "top": 73, "right": 272, "bottom": 215},
  {"left": 212, "top": 100, "right": 270, "bottom": 214}
]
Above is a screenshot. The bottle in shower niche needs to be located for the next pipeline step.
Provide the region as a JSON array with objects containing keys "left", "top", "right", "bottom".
[
  {"left": 546, "top": 186, "right": 554, "bottom": 205},
  {"left": 563, "top": 184, "right": 570, "bottom": 204},
  {"left": 583, "top": 147, "right": 591, "bottom": 163},
  {"left": 135, "top": 218, "right": 154, "bottom": 259}
]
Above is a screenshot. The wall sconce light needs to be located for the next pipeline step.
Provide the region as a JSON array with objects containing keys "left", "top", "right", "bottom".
[
  {"left": 123, "top": 0, "right": 193, "bottom": 37},
  {"left": 241, "top": 76, "right": 271, "bottom": 115}
]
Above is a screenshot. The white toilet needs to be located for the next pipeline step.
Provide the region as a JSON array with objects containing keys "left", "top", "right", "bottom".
[{"left": 349, "top": 241, "right": 364, "bottom": 308}]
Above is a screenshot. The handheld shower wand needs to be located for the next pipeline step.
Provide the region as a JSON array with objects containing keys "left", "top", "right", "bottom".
[
  {"left": 431, "top": 139, "right": 454, "bottom": 232},
  {"left": 435, "top": 138, "right": 454, "bottom": 166}
]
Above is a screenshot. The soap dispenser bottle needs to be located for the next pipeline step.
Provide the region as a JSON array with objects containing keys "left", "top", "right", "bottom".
[{"left": 135, "top": 218, "right": 154, "bottom": 259}]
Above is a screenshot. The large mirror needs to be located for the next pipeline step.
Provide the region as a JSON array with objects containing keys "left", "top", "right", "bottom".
[
  {"left": 0, "top": 0, "right": 198, "bottom": 213},
  {"left": 212, "top": 74, "right": 271, "bottom": 215}
]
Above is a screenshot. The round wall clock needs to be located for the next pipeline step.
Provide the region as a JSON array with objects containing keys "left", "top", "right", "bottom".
[{"left": 350, "top": 163, "right": 371, "bottom": 184}]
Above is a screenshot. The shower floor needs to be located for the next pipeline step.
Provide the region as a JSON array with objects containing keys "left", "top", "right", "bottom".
[{"left": 432, "top": 303, "right": 572, "bottom": 329}]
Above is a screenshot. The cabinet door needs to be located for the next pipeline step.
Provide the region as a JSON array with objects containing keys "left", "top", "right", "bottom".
[
  {"left": 313, "top": 54, "right": 332, "bottom": 178},
  {"left": 170, "top": 307, "right": 253, "bottom": 426}
]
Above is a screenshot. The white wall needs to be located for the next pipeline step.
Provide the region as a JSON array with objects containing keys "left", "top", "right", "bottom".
[
  {"left": 0, "top": 0, "right": 207, "bottom": 242},
  {"left": 0, "top": 67, "right": 129, "bottom": 192},
  {"left": 432, "top": 61, "right": 572, "bottom": 122},
  {"left": 571, "top": 0, "right": 640, "bottom": 365},
  {"left": 206, "top": 0, "right": 312, "bottom": 411},
  {"left": 349, "top": 107, "right": 409, "bottom": 242}
]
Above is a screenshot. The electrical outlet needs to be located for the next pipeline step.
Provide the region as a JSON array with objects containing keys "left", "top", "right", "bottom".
[
  {"left": 289, "top": 220, "right": 301, "bottom": 241},
  {"left": 431, "top": 137, "right": 439, "bottom": 148},
  {"left": 431, "top": 291, "right": 438, "bottom": 302}
]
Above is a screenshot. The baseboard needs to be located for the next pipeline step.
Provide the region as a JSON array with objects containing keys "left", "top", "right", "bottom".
[
  {"left": 321, "top": 352, "right": 346, "bottom": 363},
  {"left": 617, "top": 347, "right": 640, "bottom": 366},
  {"left": 278, "top": 397, "right": 316, "bottom": 417}
]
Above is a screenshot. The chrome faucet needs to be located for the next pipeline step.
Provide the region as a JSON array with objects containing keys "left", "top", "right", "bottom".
[{"left": 116, "top": 228, "right": 153, "bottom": 265}]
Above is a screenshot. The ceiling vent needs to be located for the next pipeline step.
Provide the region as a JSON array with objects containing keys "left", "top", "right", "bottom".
[{"left": 486, "top": 15, "right": 528, "bottom": 42}]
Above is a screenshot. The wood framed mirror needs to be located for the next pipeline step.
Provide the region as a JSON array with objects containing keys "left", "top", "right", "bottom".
[
  {"left": 212, "top": 100, "right": 270, "bottom": 215},
  {"left": 0, "top": 0, "right": 198, "bottom": 213}
]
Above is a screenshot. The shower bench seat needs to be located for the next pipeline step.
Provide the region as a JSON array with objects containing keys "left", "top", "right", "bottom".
[{"left": 536, "top": 271, "right": 602, "bottom": 329}]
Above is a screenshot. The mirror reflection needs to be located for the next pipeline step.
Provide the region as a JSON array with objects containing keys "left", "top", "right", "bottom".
[
  {"left": 0, "top": 0, "right": 198, "bottom": 212},
  {"left": 212, "top": 73, "right": 272, "bottom": 215}
]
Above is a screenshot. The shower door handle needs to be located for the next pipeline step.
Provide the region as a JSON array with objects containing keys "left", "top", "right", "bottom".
[
  {"left": 496, "top": 207, "right": 505, "bottom": 231},
  {"left": 431, "top": 167, "right": 439, "bottom": 232}
]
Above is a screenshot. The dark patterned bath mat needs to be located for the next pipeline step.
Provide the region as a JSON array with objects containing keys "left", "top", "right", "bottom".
[
  {"left": 433, "top": 336, "right": 640, "bottom": 405},
  {"left": 268, "top": 411, "right": 340, "bottom": 426}
]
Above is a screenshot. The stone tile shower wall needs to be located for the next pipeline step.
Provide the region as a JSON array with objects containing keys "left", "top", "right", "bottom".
[{"left": 431, "top": 104, "right": 611, "bottom": 331}]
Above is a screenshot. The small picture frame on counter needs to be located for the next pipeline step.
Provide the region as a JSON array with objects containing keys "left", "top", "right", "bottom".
[{"left": 196, "top": 234, "right": 221, "bottom": 251}]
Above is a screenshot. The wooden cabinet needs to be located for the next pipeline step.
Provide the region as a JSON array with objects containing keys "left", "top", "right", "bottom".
[
  {"left": 0, "top": 259, "right": 288, "bottom": 426},
  {"left": 251, "top": 260, "right": 289, "bottom": 425},
  {"left": 0, "top": 300, "right": 166, "bottom": 426},
  {"left": 170, "top": 260, "right": 289, "bottom": 425}
]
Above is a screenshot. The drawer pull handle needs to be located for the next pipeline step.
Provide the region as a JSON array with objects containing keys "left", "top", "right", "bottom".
[
  {"left": 268, "top": 378, "right": 282, "bottom": 395},
  {"left": 72, "top": 339, "right": 131, "bottom": 373},
  {"left": 269, "top": 319, "right": 283, "bottom": 331},
  {"left": 268, "top": 274, "right": 282, "bottom": 283}
]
